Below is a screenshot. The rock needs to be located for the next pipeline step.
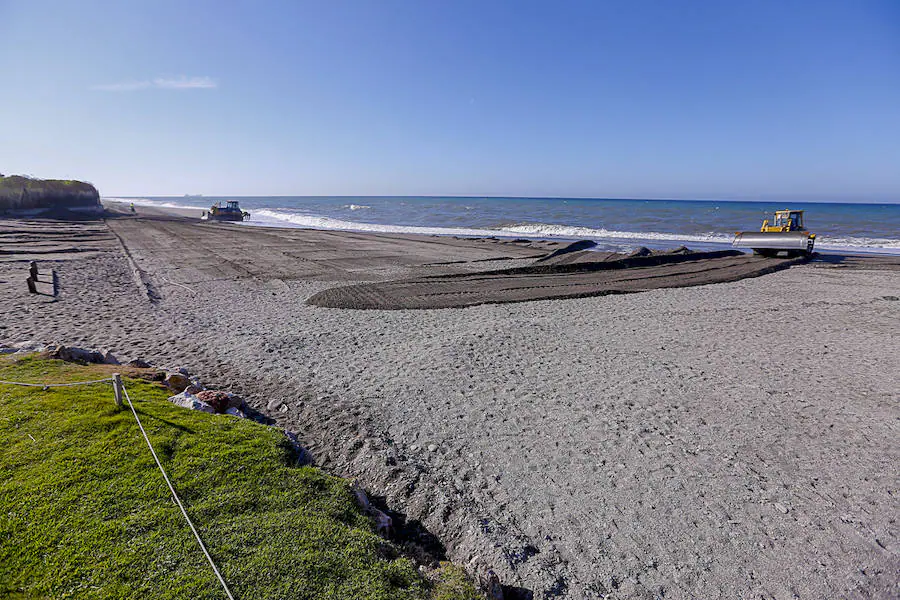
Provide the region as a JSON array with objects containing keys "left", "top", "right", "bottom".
[
  {"left": 195, "top": 390, "right": 242, "bottom": 413},
  {"left": 167, "top": 391, "right": 215, "bottom": 414},
  {"left": 350, "top": 481, "right": 394, "bottom": 538},
  {"left": 224, "top": 407, "right": 246, "bottom": 418},
  {"left": 428, "top": 444, "right": 438, "bottom": 452},
  {"left": 479, "top": 570, "right": 504, "bottom": 600},
  {"left": 126, "top": 358, "right": 152, "bottom": 368},
  {"left": 184, "top": 384, "right": 204, "bottom": 395},
  {"left": 629, "top": 246, "right": 653, "bottom": 257},
  {"left": 267, "top": 398, "right": 284, "bottom": 412},
  {"left": 164, "top": 372, "right": 191, "bottom": 393},
  {"left": 102, "top": 351, "right": 120, "bottom": 365},
  {"left": 11, "top": 340, "right": 47, "bottom": 354},
  {"left": 47, "top": 345, "right": 105, "bottom": 364},
  {"left": 283, "top": 431, "right": 314, "bottom": 466},
  {"left": 774, "top": 502, "right": 790, "bottom": 514}
]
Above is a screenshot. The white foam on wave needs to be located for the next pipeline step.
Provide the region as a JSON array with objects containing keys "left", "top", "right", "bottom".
[
  {"left": 344, "top": 204, "right": 371, "bottom": 211},
  {"left": 103, "top": 197, "right": 203, "bottom": 211},
  {"left": 816, "top": 236, "right": 900, "bottom": 251},
  {"left": 239, "top": 209, "right": 900, "bottom": 254},
  {"left": 498, "top": 222, "right": 735, "bottom": 245},
  {"left": 247, "top": 209, "right": 501, "bottom": 237}
]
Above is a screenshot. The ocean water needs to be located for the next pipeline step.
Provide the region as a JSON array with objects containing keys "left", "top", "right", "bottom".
[{"left": 112, "top": 196, "right": 900, "bottom": 255}]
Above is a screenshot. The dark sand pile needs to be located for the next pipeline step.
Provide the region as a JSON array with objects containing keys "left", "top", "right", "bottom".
[
  {"left": 3, "top": 207, "right": 899, "bottom": 599},
  {"left": 307, "top": 247, "right": 807, "bottom": 310}
]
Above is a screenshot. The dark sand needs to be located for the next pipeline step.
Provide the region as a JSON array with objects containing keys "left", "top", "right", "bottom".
[
  {"left": 2, "top": 204, "right": 898, "bottom": 599},
  {"left": 307, "top": 250, "right": 807, "bottom": 310}
]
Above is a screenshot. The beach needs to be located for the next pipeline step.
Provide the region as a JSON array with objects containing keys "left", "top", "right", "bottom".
[{"left": 2, "top": 206, "right": 898, "bottom": 599}]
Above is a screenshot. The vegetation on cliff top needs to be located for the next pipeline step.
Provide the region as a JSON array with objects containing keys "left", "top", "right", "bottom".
[
  {"left": 0, "top": 356, "right": 482, "bottom": 600},
  {"left": 0, "top": 175, "right": 99, "bottom": 209}
]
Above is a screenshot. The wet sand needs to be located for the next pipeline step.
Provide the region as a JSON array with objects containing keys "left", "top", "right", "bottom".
[{"left": 2, "top": 207, "right": 898, "bottom": 599}]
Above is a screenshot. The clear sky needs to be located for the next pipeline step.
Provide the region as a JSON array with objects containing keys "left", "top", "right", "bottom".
[{"left": 1, "top": 0, "right": 899, "bottom": 200}]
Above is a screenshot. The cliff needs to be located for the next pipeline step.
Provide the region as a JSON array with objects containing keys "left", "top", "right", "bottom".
[{"left": 0, "top": 175, "right": 100, "bottom": 212}]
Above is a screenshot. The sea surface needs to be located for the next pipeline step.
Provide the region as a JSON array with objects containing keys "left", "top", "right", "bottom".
[{"left": 111, "top": 196, "right": 900, "bottom": 255}]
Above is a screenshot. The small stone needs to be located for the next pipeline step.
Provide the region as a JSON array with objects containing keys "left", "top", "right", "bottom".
[
  {"left": 163, "top": 372, "right": 191, "bottom": 393},
  {"left": 267, "top": 399, "right": 284, "bottom": 412},
  {"left": 427, "top": 444, "right": 438, "bottom": 452},
  {"left": 774, "top": 502, "right": 789, "bottom": 514},
  {"left": 409, "top": 444, "right": 419, "bottom": 451}
]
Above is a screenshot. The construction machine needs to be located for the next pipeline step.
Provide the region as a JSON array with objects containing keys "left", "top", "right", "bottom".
[
  {"left": 732, "top": 209, "right": 816, "bottom": 257},
  {"left": 201, "top": 200, "right": 250, "bottom": 222}
]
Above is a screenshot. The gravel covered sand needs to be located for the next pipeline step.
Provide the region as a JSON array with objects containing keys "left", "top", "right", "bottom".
[{"left": 2, "top": 207, "right": 898, "bottom": 599}]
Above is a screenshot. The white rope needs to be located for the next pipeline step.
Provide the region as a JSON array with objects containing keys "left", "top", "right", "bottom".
[
  {"left": 0, "top": 378, "right": 112, "bottom": 388},
  {"left": 121, "top": 382, "right": 236, "bottom": 600}
]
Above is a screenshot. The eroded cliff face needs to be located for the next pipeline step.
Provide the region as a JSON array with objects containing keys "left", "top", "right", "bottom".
[{"left": 0, "top": 176, "right": 100, "bottom": 211}]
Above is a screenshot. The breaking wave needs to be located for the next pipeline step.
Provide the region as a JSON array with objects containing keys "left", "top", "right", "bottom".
[
  {"left": 247, "top": 211, "right": 900, "bottom": 253},
  {"left": 103, "top": 197, "right": 203, "bottom": 211}
]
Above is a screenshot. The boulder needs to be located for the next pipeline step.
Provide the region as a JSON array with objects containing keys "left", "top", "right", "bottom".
[
  {"left": 126, "top": 358, "right": 152, "bottom": 368},
  {"left": 167, "top": 391, "right": 215, "bottom": 414},
  {"left": 164, "top": 372, "right": 191, "bottom": 393},
  {"left": 47, "top": 345, "right": 105, "bottom": 364},
  {"left": 195, "top": 390, "right": 242, "bottom": 413},
  {"left": 350, "top": 480, "right": 394, "bottom": 538},
  {"left": 11, "top": 340, "right": 47, "bottom": 353},
  {"left": 224, "top": 407, "right": 246, "bottom": 418},
  {"left": 283, "top": 431, "right": 314, "bottom": 466}
]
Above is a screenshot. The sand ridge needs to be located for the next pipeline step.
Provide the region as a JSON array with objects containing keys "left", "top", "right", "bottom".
[{"left": 306, "top": 249, "right": 807, "bottom": 310}]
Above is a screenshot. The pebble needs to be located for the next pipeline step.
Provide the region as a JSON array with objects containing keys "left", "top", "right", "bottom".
[
  {"left": 428, "top": 444, "right": 438, "bottom": 452},
  {"left": 774, "top": 502, "right": 789, "bottom": 514}
]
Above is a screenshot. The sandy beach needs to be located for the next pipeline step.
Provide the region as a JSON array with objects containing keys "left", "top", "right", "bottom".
[{"left": 2, "top": 205, "right": 898, "bottom": 599}]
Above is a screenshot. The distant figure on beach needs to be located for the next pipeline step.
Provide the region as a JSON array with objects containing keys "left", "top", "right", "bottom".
[{"left": 129, "top": 203, "right": 135, "bottom": 213}]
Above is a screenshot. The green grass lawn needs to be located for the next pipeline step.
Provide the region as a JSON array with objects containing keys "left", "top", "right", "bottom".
[{"left": 0, "top": 356, "right": 480, "bottom": 600}]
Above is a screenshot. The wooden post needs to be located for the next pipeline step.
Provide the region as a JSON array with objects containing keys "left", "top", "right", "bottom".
[
  {"left": 29, "top": 261, "right": 39, "bottom": 281},
  {"left": 26, "top": 277, "right": 36, "bottom": 294},
  {"left": 112, "top": 373, "right": 124, "bottom": 409}
]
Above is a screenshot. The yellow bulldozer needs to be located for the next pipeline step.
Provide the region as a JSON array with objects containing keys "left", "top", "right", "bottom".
[{"left": 732, "top": 209, "right": 816, "bottom": 257}]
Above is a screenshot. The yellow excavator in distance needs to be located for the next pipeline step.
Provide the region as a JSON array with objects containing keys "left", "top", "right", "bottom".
[{"left": 732, "top": 209, "right": 816, "bottom": 257}]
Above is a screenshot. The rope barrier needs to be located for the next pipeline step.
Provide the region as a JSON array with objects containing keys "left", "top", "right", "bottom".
[
  {"left": 0, "top": 378, "right": 113, "bottom": 388},
  {"left": 120, "top": 382, "right": 236, "bottom": 600},
  {"left": 1, "top": 372, "right": 234, "bottom": 597}
]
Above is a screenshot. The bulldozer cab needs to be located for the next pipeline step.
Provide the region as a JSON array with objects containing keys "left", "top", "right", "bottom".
[
  {"left": 226, "top": 201, "right": 241, "bottom": 211},
  {"left": 762, "top": 210, "right": 804, "bottom": 232}
]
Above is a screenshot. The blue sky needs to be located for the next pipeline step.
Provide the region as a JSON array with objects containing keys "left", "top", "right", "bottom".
[{"left": 1, "top": 0, "right": 898, "bottom": 200}]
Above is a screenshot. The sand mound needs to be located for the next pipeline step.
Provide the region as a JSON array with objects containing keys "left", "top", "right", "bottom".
[{"left": 307, "top": 250, "right": 808, "bottom": 310}]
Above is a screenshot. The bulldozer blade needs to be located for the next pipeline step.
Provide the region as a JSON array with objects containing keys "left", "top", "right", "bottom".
[{"left": 732, "top": 231, "right": 815, "bottom": 255}]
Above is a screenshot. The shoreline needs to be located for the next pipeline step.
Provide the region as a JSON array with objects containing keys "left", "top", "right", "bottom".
[
  {"left": 2, "top": 208, "right": 898, "bottom": 598},
  {"left": 101, "top": 198, "right": 900, "bottom": 257}
]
